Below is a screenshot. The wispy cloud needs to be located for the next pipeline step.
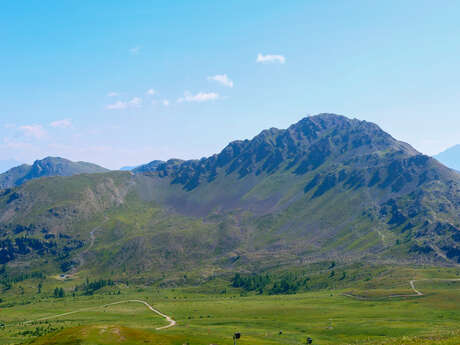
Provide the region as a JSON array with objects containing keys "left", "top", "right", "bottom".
[
  {"left": 106, "top": 97, "right": 142, "bottom": 110},
  {"left": 106, "top": 101, "right": 128, "bottom": 110},
  {"left": 208, "top": 74, "right": 234, "bottom": 88},
  {"left": 152, "top": 99, "right": 170, "bottom": 106},
  {"left": 129, "top": 46, "right": 141, "bottom": 55},
  {"left": 107, "top": 92, "right": 119, "bottom": 97},
  {"left": 50, "top": 119, "right": 72, "bottom": 128},
  {"left": 146, "top": 88, "right": 156, "bottom": 96},
  {"left": 19, "top": 125, "right": 46, "bottom": 139},
  {"left": 177, "top": 91, "right": 220, "bottom": 103},
  {"left": 256, "top": 53, "right": 286, "bottom": 64},
  {"left": 128, "top": 97, "right": 142, "bottom": 107},
  {"left": 2, "top": 137, "right": 36, "bottom": 150}
]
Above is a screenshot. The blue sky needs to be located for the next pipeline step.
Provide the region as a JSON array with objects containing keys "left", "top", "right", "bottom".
[{"left": 1, "top": 1, "right": 459, "bottom": 169}]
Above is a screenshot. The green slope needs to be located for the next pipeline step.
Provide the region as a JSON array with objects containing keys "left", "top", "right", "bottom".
[{"left": 0, "top": 114, "right": 459, "bottom": 281}]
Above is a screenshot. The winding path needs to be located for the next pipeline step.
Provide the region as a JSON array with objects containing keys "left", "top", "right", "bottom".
[
  {"left": 23, "top": 299, "right": 176, "bottom": 330},
  {"left": 409, "top": 279, "right": 423, "bottom": 296},
  {"left": 344, "top": 278, "right": 460, "bottom": 299},
  {"left": 69, "top": 217, "right": 109, "bottom": 275}
]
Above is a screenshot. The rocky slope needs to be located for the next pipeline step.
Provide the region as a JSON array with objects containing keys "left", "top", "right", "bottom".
[{"left": 1, "top": 114, "right": 459, "bottom": 279}]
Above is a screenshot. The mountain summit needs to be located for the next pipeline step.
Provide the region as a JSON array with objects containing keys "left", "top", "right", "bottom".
[
  {"left": 140, "top": 114, "right": 419, "bottom": 192},
  {"left": 435, "top": 144, "right": 460, "bottom": 171},
  {"left": 1, "top": 114, "right": 459, "bottom": 278},
  {"left": 0, "top": 156, "right": 109, "bottom": 189}
]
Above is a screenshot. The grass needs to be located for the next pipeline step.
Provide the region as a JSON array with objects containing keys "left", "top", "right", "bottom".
[{"left": 1, "top": 266, "right": 460, "bottom": 345}]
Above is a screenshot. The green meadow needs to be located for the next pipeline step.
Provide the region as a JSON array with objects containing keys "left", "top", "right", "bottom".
[{"left": 1, "top": 266, "right": 460, "bottom": 345}]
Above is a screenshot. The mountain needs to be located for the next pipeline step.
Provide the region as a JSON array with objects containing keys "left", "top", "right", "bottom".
[
  {"left": 1, "top": 114, "right": 459, "bottom": 281},
  {"left": 119, "top": 166, "right": 137, "bottom": 171},
  {"left": 119, "top": 160, "right": 164, "bottom": 172},
  {"left": 0, "top": 159, "right": 23, "bottom": 174},
  {"left": 0, "top": 157, "right": 109, "bottom": 189},
  {"left": 435, "top": 145, "right": 460, "bottom": 171},
  {"left": 132, "top": 160, "right": 164, "bottom": 173}
]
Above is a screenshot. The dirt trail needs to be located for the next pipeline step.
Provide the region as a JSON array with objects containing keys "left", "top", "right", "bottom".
[
  {"left": 23, "top": 299, "right": 176, "bottom": 330},
  {"left": 68, "top": 217, "right": 109, "bottom": 275},
  {"left": 409, "top": 279, "right": 423, "bottom": 296},
  {"left": 344, "top": 278, "right": 460, "bottom": 299}
]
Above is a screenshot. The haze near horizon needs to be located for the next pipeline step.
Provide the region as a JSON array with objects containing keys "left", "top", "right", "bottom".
[{"left": 1, "top": 1, "right": 460, "bottom": 169}]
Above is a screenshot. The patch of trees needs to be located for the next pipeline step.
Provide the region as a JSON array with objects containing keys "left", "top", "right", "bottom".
[
  {"left": 230, "top": 263, "right": 358, "bottom": 295},
  {"left": 0, "top": 268, "right": 45, "bottom": 291},
  {"left": 231, "top": 273, "right": 271, "bottom": 293},
  {"left": 18, "top": 325, "right": 61, "bottom": 337},
  {"left": 231, "top": 272, "right": 307, "bottom": 295},
  {"left": 53, "top": 287, "right": 65, "bottom": 298},
  {"left": 0, "top": 232, "right": 82, "bottom": 267},
  {"left": 0, "top": 223, "right": 45, "bottom": 236},
  {"left": 0, "top": 238, "right": 57, "bottom": 264},
  {"left": 59, "top": 260, "right": 76, "bottom": 272},
  {"left": 75, "top": 278, "right": 115, "bottom": 295},
  {"left": 57, "top": 239, "right": 84, "bottom": 265}
]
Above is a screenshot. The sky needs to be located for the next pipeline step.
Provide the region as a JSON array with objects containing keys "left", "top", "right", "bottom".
[{"left": 1, "top": 1, "right": 459, "bottom": 170}]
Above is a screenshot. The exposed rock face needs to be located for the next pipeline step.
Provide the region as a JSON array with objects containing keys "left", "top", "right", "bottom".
[{"left": 1, "top": 114, "right": 459, "bottom": 277}]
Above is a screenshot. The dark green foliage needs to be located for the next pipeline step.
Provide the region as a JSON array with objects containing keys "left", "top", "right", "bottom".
[
  {"left": 0, "top": 237, "right": 57, "bottom": 264},
  {"left": 231, "top": 272, "right": 305, "bottom": 295},
  {"left": 0, "top": 270, "right": 45, "bottom": 290},
  {"left": 231, "top": 273, "right": 271, "bottom": 293},
  {"left": 53, "top": 287, "right": 65, "bottom": 298},
  {"left": 75, "top": 278, "right": 115, "bottom": 295}
]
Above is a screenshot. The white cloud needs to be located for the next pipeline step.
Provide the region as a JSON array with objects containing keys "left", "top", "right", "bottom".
[
  {"left": 106, "top": 101, "right": 128, "bottom": 110},
  {"left": 146, "top": 88, "right": 156, "bottom": 96},
  {"left": 256, "top": 53, "right": 286, "bottom": 64},
  {"left": 208, "top": 74, "right": 234, "bottom": 88},
  {"left": 19, "top": 125, "right": 46, "bottom": 139},
  {"left": 129, "top": 46, "right": 141, "bottom": 55},
  {"left": 162, "top": 99, "right": 170, "bottom": 106},
  {"left": 107, "top": 92, "right": 119, "bottom": 97},
  {"left": 50, "top": 119, "right": 72, "bottom": 128},
  {"left": 177, "top": 91, "right": 220, "bottom": 103},
  {"left": 128, "top": 97, "right": 142, "bottom": 107},
  {"left": 106, "top": 97, "right": 142, "bottom": 110}
]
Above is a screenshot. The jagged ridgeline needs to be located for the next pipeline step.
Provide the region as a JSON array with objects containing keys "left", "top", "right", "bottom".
[{"left": 1, "top": 114, "right": 459, "bottom": 280}]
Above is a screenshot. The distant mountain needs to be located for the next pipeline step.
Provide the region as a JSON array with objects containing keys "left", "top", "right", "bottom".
[
  {"left": 0, "top": 156, "right": 109, "bottom": 189},
  {"left": 0, "top": 159, "right": 23, "bottom": 174},
  {"left": 1, "top": 114, "right": 459, "bottom": 280},
  {"left": 435, "top": 145, "right": 460, "bottom": 171},
  {"left": 120, "top": 166, "right": 137, "bottom": 171},
  {"left": 132, "top": 160, "right": 164, "bottom": 173}
]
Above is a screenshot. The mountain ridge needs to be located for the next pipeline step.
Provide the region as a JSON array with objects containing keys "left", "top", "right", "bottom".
[
  {"left": 1, "top": 114, "right": 459, "bottom": 280},
  {"left": 435, "top": 144, "right": 460, "bottom": 171},
  {"left": 0, "top": 156, "right": 109, "bottom": 189}
]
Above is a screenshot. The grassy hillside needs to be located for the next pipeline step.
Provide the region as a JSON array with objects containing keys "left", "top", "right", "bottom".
[
  {"left": 1, "top": 115, "right": 460, "bottom": 284},
  {"left": 1, "top": 265, "right": 460, "bottom": 345}
]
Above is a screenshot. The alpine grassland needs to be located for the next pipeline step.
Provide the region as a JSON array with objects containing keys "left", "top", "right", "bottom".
[{"left": 1, "top": 265, "right": 460, "bottom": 345}]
